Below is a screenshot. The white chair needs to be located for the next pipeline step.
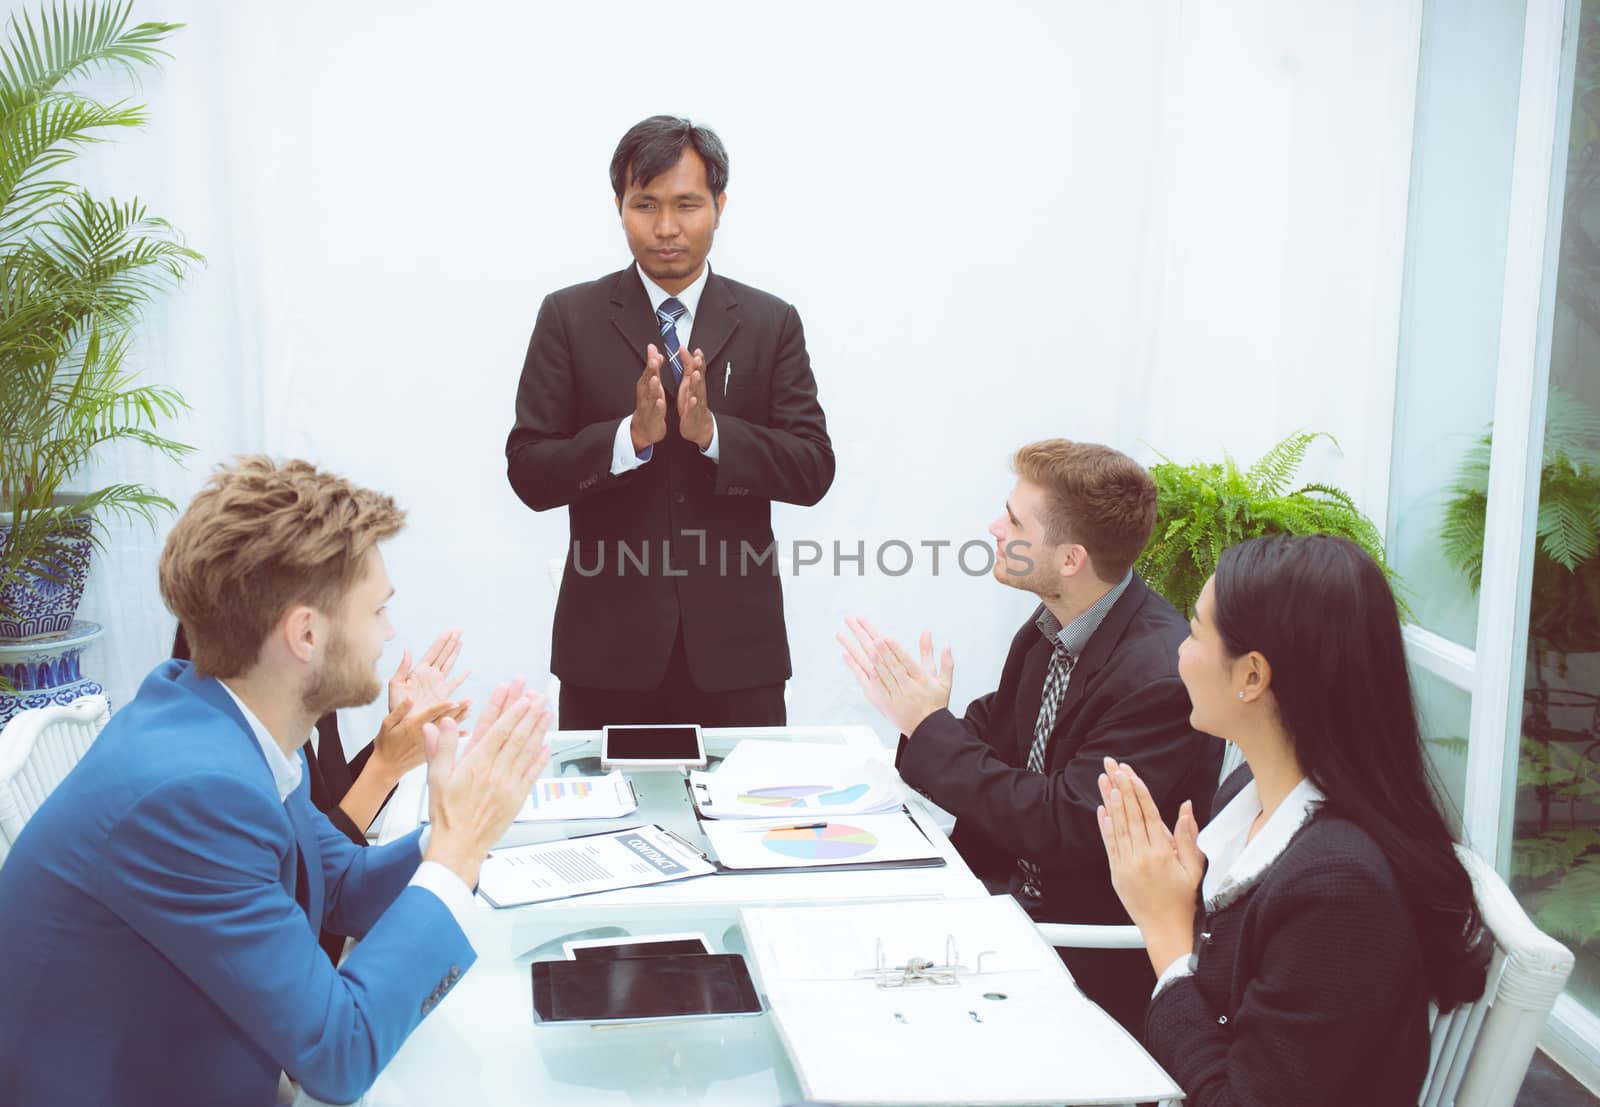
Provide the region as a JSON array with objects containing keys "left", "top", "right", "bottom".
[
  {"left": 1039, "top": 831, "right": 1576, "bottom": 1107},
  {"left": 1424, "top": 845, "right": 1574, "bottom": 1107},
  {"left": 0, "top": 694, "right": 111, "bottom": 866}
]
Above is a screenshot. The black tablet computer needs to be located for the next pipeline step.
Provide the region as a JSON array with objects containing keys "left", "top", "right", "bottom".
[{"left": 529, "top": 953, "right": 762, "bottom": 1025}]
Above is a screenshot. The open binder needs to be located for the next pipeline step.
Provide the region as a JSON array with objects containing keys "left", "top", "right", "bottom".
[{"left": 739, "top": 896, "right": 1183, "bottom": 1106}]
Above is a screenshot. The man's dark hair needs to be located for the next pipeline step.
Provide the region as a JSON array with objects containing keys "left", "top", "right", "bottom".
[{"left": 610, "top": 115, "right": 729, "bottom": 199}]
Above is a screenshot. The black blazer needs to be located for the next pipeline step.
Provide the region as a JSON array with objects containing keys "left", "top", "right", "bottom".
[
  {"left": 1147, "top": 767, "right": 1432, "bottom": 1106},
  {"left": 897, "top": 576, "right": 1222, "bottom": 1028},
  {"left": 505, "top": 265, "right": 834, "bottom": 693}
]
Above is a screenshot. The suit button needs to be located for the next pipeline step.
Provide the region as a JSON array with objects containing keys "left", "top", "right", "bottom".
[
  {"left": 1217, "top": 1015, "right": 1228, "bottom": 1025},
  {"left": 672, "top": 492, "right": 686, "bottom": 504}
]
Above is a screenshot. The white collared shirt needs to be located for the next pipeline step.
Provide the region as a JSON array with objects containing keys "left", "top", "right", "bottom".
[
  {"left": 610, "top": 262, "right": 721, "bottom": 472},
  {"left": 1152, "top": 775, "right": 1325, "bottom": 997},
  {"left": 215, "top": 681, "right": 481, "bottom": 955},
  {"left": 218, "top": 681, "right": 306, "bottom": 802}
]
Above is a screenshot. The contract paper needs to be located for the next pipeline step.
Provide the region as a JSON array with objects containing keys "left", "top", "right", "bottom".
[{"left": 475, "top": 825, "right": 714, "bottom": 908}]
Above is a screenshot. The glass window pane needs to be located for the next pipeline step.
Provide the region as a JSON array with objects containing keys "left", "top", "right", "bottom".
[
  {"left": 1414, "top": 666, "right": 1472, "bottom": 837},
  {"left": 1510, "top": 0, "right": 1600, "bottom": 1019},
  {"left": 1387, "top": 0, "right": 1527, "bottom": 647}
]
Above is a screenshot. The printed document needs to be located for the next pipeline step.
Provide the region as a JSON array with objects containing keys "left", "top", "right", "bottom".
[{"left": 476, "top": 824, "right": 714, "bottom": 908}]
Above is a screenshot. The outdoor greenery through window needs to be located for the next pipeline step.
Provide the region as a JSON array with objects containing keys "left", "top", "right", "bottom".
[{"left": 1502, "top": 0, "right": 1600, "bottom": 1018}]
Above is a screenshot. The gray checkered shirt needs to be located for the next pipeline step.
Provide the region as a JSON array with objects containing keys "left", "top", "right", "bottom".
[{"left": 1018, "top": 571, "right": 1132, "bottom": 897}]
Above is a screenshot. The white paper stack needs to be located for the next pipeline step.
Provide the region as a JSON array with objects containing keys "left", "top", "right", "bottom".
[
  {"left": 738, "top": 896, "right": 1182, "bottom": 1106},
  {"left": 690, "top": 739, "right": 905, "bottom": 820}
]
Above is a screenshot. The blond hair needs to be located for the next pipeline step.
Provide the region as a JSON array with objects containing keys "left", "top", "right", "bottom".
[
  {"left": 159, "top": 456, "right": 406, "bottom": 677},
  {"left": 1012, "top": 440, "right": 1157, "bottom": 583}
]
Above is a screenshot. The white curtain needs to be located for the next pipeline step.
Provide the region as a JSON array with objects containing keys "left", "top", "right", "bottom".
[{"left": 65, "top": 0, "right": 1422, "bottom": 750}]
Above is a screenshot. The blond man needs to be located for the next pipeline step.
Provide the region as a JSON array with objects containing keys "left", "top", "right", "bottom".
[{"left": 0, "top": 457, "right": 549, "bottom": 1107}]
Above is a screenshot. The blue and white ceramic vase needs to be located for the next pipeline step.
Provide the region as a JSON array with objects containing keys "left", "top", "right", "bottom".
[
  {"left": 0, "top": 621, "right": 105, "bottom": 728},
  {"left": 0, "top": 509, "right": 94, "bottom": 640}
]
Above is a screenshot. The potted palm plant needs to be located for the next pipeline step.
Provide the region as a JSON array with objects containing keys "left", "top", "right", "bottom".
[
  {"left": 0, "top": 1, "right": 200, "bottom": 655},
  {"left": 1136, "top": 430, "right": 1403, "bottom": 617}
]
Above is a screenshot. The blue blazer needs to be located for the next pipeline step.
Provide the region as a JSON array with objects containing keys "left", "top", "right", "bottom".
[{"left": 0, "top": 661, "right": 476, "bottom": 1106}]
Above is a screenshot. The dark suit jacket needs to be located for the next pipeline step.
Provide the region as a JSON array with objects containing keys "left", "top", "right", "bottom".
[
  {"left": 1147, "top": 767, "right": 1432, "bottom": 1106},
  {"left": 505, "top": 265, "right": 834, "bottom": 692},
  {"left": 897, "top": 576, "right": 1222, "bottom": 1028}
]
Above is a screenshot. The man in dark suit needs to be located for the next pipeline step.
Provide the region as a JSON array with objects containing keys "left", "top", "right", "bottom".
[
  {"left": 840, "top": 440, "right": 1222, "bottom": 1035},
  {"left": 506, "top": 115, "right": 833, "bottom": 728}
]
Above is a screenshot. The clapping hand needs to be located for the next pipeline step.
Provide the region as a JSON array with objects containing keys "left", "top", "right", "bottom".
[
  {"left": 372, "top": 630, "right": 471, "bottom": 779},
  {"left": 632, "top": 346, "right": 669, "bottom": 453},
  {"left": 676, "top": 346, "right": 714, "bottom": 450},
  {"left": 422, "top": 677, "right": 552, "bottom": 889},
  {"left": 837, "top": 615, "right": 954, "bottom": 736},
  {"left": 388, "top": 629, "right": 470, "bottom": 714},
  {"left": 1097, "top": 757, "right": 1205, "bottom": 974}
]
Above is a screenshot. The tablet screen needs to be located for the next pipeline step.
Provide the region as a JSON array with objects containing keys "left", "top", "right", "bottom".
[
  {"left": 530, "top": 954, "right": 762, "bottom": 1023},
  {"left": 569, "top": 937, "right": 711, "bottom": 960},
  {"left": 603, "top": 725, "right": 701, "bottom": 761}
]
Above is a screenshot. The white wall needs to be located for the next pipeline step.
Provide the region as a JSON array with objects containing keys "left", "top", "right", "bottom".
[{"left": 51, "top": 0, "right": 1421, "bottom": 748}]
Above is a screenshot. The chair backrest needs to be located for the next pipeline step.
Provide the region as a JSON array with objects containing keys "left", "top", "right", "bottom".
[
  {"left": 0, "top": 694, "right": 111, "bottom": 866},
  {"left": 1418, "top": 844, "right": 1575, "bottom": 1107}
]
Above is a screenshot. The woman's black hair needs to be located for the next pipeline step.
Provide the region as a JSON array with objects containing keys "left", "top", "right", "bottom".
[{"left": 1213, "top": 533, "right": 1489, "bottom": 1010}]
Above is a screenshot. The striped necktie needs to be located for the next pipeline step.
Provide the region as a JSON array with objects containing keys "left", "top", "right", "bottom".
[
  {"left": 1018, "top": 642, "right": 1075, "bottom": 897},
  {"left": 657, "top": 297, "right": 688, "bottom": 383}
]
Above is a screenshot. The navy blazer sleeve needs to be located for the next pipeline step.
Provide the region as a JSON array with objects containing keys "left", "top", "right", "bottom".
[
  {"left": 900, "top": 673, "right": 1198, "bottom": 871},
  {"left": 95, "top": 774, "right": 474, "bottom": 1105}
]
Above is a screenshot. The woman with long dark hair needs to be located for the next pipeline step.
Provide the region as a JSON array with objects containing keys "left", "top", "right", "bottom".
[{"left": 1097, "top": 534, "right": 1488, "bottom": 1106}]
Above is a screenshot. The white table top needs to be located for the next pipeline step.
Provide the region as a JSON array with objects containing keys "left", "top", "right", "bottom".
[{"left": 298, "top": 726, "right": 1169, "bottom": 1106}]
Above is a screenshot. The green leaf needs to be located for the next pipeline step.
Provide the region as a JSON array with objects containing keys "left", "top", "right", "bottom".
[
  {"left": 1139, "top": 431, "right": 1402, "bottom": 618},
  {"left": 1532, "top": 860, "right": 1600, "bottom": 947},
  {"left": 0, "top": 2, "right": 196, "bottom": 607},
  {"left": 1513, "top": 830, "right": 1600, "bottom": 879}
]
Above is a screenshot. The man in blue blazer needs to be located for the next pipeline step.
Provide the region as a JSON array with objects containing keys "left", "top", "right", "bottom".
[{"left": 0, "top": 457, "right": 551, "bottom": 1107}]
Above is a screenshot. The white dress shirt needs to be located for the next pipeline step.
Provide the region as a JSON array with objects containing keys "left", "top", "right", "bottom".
[
  {"left": 1152, "top": 774, "right": 1326, "bottom": 996},
  {"left": 610, "top": 262, "right": 720, "bottom": 472},
  {"left": 217, "top": 682, "right": 480, "bottom": 953}
]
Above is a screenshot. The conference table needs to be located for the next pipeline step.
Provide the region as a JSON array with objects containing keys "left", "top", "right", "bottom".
[{"left": 295, "top": 725, "right": 1178, "bottom": 1107}]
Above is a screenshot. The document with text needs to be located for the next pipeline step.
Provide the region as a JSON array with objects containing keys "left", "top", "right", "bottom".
[{"left": 475, "top": 824, "right": 715, "bottom": 908}]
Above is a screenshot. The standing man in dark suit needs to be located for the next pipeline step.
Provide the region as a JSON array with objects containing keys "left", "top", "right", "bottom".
[
  {"left": 506, "top": 115, "right": 834, "bottom": 728},
  {"left": 839, "top": 440, "right": 1222, "bottom": 1035}
]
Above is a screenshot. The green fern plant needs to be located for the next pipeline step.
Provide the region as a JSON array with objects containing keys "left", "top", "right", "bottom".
[
  {"left": 0, "top": 1, "right": 201, "bottom": 632},
  {"left": 1137, "top": 431, "right": 1403, "bottom": 617},
  {"left": 1428, "top": 733, "right": 1600, "bottom": 947},
  {"left": 1440, "top": 387, "right": 1600, "bottom": 652}
]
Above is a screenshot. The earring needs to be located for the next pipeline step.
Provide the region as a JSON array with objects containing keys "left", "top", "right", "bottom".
[{"left": 1237, "top": 691, "right": 1245, "bottom": 701}]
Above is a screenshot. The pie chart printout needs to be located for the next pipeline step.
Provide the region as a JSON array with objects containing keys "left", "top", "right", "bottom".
[
  {"left": 737, "top": 783, "right": 872, "bottom": 809},
  {"left": 761, "top": 823, "right": 878, "bottom": 861}
]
